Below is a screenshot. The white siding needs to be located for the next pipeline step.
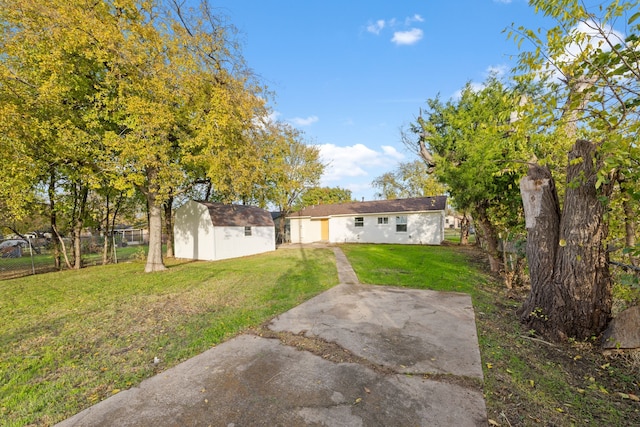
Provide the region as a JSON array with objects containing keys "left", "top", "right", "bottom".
[
  {"left": 289, "top": 217, "right": 322, "bottom": 244},
  {"left": 329, "top": 212, "right": 444, "bottom": 245},
  {"left": 174, "top": 200, "right": 217, "bottom": 260},
  {"left": 213, "top": 226, "right": 275, "bottom": 260},
  {"left": 174, "top": 200, "right": 275, "bottom": 261}
]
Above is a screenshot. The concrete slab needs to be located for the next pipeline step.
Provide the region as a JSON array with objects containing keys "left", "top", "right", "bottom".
[
  {"left": 269, "top": 283, "right": 483, "bottom": 379},
  {"left": 57, "top": 335, "right": 486, "bottom": 427},
  {"left": 56, "top": 274, "right": 487, "bottom": 426}
]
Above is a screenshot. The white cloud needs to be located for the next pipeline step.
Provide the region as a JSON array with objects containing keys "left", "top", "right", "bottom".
[
  {"left": 486, "top": 64, "right": 508, "bottom": 78},
  {"left": 381, "top": 145, "right": 405, "bottom": 161},
  {"left": 493, "top": 0, "right": 512, "bottom": 3},
  {"left": 367, "top": 19, "right": 385, "bottom": 35},
  {"left": 405, "top": 14, "right": 424, "bottom": 25},
  {"left": 318, "top": 143, "right": 402, "bottom": 183},
  {"left": 289, "top": 115, "right": 319, "bottom": 126},
  {"left": 452, "top": 82, "right": 486, "bottom": 100},
  {"left": 366, "top": 15, "right": 425, "bottom": 46},
  {"left": 266, "top": 110, "right": 281, "bottom": 123},
  {"left": 391, "top": 28, "right": 423, "bottom": 46}
]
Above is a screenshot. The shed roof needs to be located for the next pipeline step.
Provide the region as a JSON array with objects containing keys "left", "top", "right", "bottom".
[
  {"left": 289, "top": 196, "right": 447, "bottom": 218},
  {"left": 196, "top": 201, "right": 275, "bottom": 227}
]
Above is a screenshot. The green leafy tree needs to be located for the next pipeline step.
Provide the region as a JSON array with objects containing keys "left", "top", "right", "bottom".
[
  {"left": 295, "top": 187, "right": 353, "bottom": 210},
  {"left": 409, "top": 77, "right": 527, "bottom": 275},
  {"left": 372, "top": 160, "right": 447, "bottom": 200}
]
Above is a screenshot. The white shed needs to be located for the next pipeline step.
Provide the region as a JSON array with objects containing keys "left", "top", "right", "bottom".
[
  {"left": 174, "top": 200, "right": 275, "bottom": 261},
  {"left": 288, "top": 196, "right": 447, "bottom": 245}
]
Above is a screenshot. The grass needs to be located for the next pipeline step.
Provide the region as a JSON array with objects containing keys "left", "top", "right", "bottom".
[
  {"left": 341, "top": 243, "right": 484, "bottom": 294},
  {"left": 0, "top": 248, "right": 338, "bottom": 426},
  {"left": 342, "top": 243, "right": 640, "bottom": 426}
]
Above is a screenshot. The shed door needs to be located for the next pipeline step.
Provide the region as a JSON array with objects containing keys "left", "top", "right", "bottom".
[{"left": 320, "top": 219, "right": 329, "bottom": 241}]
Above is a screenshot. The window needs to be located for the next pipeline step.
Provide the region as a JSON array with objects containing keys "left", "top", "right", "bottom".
[
  {"left": 396, "top": 216, "right": 407, "bottom": 232},
  {"left": 244, "top": 226, "right": 252, "bottom": 236},
  {"left": 355, "top": 217, "right": 364, "bottom": 227},
  {"left": 377, "top": 217, "right": 389, "bottom": 225}
]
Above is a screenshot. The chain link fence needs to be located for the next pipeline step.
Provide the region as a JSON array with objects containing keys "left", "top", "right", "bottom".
[{"left": 0, "top": 233, "right": 149, "bottom": 281}]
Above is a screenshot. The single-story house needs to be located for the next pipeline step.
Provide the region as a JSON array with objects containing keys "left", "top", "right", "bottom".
[
  {"left": 288, "top": 196, "right": 447, "bottom": 245},
  {"left": 174, "top": 200, "right": 275, "bottom": 261}
]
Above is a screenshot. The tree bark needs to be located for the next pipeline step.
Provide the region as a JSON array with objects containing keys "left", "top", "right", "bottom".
[
  {"left": 520, "top": 140, "right": 613, "bottom": 341},
  {"left": 475, "top": 202, "right": 502, "bottom": 273},
  {"left": 164, "top": 196, "right": 174, "bottom": 258},
  {"left": 518, "top": 164, "right": 561, "bottom": 330},
  {"left": 459, "top": 214, "right": 470, "bottom": 245},
  {"left": 72, "top": 184, "right": 88, "bottom": 270},
  {"left": 48, "top": 169, "right": 62, "bottom": 270},
  {"left": 144, "top": 167, "right": 167, "bottom": 273}
]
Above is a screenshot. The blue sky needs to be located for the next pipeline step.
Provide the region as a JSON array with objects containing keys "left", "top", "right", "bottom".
[{"left": 209, "top": 0, "right": 546, "bottom": 201}]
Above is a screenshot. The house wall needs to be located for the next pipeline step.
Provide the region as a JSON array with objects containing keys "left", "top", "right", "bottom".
[
  {"left": 329, "top": 211, "right": 444, "bottom": 245},
  {"left": 174, "top": 201, "right": 217, "bottom": 261},
  {"left": 289, "top": 217, "right": 323, "bottom": 244},
  {"left": 212, "top": 226, "right": 275, "bottom": 261}
]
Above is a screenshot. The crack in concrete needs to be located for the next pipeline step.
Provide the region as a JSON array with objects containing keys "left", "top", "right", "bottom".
[{"left": 247, "top": 325, "right": 483, "bottom": 392}]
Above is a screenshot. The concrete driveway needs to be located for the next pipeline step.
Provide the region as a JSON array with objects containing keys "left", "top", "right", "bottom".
[{"left": 56, "top": 248, "right": 487, "bottom": 426}]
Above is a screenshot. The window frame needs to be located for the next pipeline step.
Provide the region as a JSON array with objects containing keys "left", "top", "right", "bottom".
[
  {"left": 244, "top": 226, "right": 252, "bottom": 236},
  {"left": 377, "top": 216, "right": 389, "bottom": 225},
  {"left": 354, "top": 216, "right": 364, "bottom": 227},
  {"left": 395, "top": 215, "right": 408, "bottom": 233}
]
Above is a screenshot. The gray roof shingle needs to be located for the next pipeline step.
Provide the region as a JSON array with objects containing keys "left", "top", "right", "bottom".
[
  {"left": 289, "top": 196, "right": 447, "bottom": 218},
  {"left": 197, "top": 201, "right": 275, "bottom": 227}
]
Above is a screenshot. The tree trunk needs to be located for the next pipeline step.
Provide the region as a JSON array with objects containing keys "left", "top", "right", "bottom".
[
  {"left": 72, "top": 184, "right": 88, "bottom": 270},
  {"left": 278, "top": 209, "right": 290, "bottom": 244},
  {"left": 48, "top": 170, "right": 61, "bottom": 270},
  {"left": 459, "top": 214, "right": 470, "bottom": 245},
  {"left": 102, "top": 193, "right": 111, "bottom": 265},
  {"left": 520, "top": 140, "right": 613, "bottom": 341},
  {"left": 164, "top": 196, "right": 174, "bottom": 258},
  {"left": 518, "top": 164, "right": 561, "bottom": 330},
  {"left": 145, "top": 167, "right": 167, "bottom": 273},
  {"left": 475, "top": 203, "right": 502, "bottom": 273}
]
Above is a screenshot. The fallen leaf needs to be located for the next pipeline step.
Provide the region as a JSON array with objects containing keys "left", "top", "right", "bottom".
[
  {"left": 488, "top": 419, "right": 500, "bottom": 426},
  {"left": 529, "top": 379, "right": 535, "bottom": 388},
  {"left": 573, "top": 355, "right": 582, "bottom": 361},
  {"left": 111, "top": 389, "right": 120, "bottom": 394},
  {"left": 628, "top": 393, "right": 640, "bottom": 402},
  {"left": 555, "top": 408, "right": 564, "bottom": 413},
  {"left": 486, "top": 363, "right": 493, "bottom": 369},
  {"left": 364, "top": 387, "right": 371, "bottom": 394},
  {"left": 354, "top": 397, "right": 362, "bottom": 405},
  {"left": 618, "top": 392, "right": 630, "bottom": 399}
]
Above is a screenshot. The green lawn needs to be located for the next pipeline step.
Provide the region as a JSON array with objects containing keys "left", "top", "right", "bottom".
[
  {"left": 0, "top": 248, "right": 338, "bottom": 426},
  {"left": 341, "top": 243, "right": 486, "bottom": 294}
]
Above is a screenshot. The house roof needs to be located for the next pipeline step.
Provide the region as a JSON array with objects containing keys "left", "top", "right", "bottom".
[
  {"left": 289, "top": 196, "right": 447, "bottom": 218},
  {"left": 196, "top": 201, "right": 275, "bottom": 227}
]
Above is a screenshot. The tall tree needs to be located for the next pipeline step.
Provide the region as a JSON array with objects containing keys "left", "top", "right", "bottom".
[
  {"left": 408, "top": 77, "right": 527, "bottom": 274},
  {"left": 295, "top": 187, "right": 353, "bottom": 210},
  {"left": 509, "top": 0, "right": 640, "bottom": 340},
  {"left": 372, "top": 160, "right": 447, "bottom": 200},
  {"left": 263, "top": 122, "right": 324, "bottom": 241}
]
